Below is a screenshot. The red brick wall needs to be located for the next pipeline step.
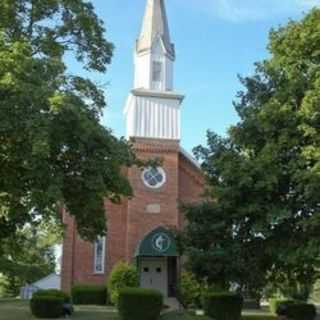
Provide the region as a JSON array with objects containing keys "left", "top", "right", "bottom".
[
  {"left": 61, "top": 138, "right": 205, "bottom": 292},
  {"left": 72, "top": 235, "right": 105, "bottom": 286},
  {"left": 61, "top": 199, "right": 128, "bottom": 292},
  {"left": 126, "top": 138, "right": 181, "bottom": 260},
  {"left": 178, "top": 154, "right": 204, "bottom": 203}
]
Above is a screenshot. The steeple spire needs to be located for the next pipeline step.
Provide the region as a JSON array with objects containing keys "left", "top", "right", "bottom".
[
  {"left": 125, "top": 0, "right": 184, "bottom": 141},
  {"left": 137, "top": 0, "right": 175, "bottom": 59}
]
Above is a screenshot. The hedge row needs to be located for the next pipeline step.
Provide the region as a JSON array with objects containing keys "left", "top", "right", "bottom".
[
  {"left": 118, "top": 288, "right": 163, "bottom": 320},
  {"left": 72, "top": 284, "right": 107, "bottom": 305},
  {"left": 31, "top": 296, "right": 64, "bottom": 319},
  {"left": 203, "top": 292, "right": 243, "bottom": 320},
  {"left": 30, "top": 290, "right": 71, "bottom": 319},
  {"left": 272, "top": 299, "right": 317, "bottom": 320},
  {"left": 286, "top": 303, "right": 317, "bottom": 320},
  {"left": 32, "top": 289, "right": 70, "bottom": 303}
]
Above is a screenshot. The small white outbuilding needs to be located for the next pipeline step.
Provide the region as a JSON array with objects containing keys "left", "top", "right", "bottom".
[{"left": 20, "top": 273, "right": 61, "bottom": 300}]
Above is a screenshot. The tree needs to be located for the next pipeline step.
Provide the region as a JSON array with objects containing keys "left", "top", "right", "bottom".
[
  {"left": 0, "top": 0, "right": 140, "bottom": 243},
  {"left": 179, "top": 201, "right": 271, "bottom": 298},
  {"left": 312, "top": 280, "right": 320, "bottom": 303},
  {"left": 181, "top": 9, "right": 320, "bottom": 298},
  {"left": 0, "top": 275, "right": 6, "bottom": 298},
  {"left": 0, "top": 220, "right": 60, "bottom": 297}
]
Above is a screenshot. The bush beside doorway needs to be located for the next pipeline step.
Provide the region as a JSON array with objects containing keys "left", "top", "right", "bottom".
[{"left": 107, "top": 262, "right": 139, "bottom": 306}]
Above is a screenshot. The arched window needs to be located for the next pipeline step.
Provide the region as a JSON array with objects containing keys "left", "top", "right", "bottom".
[{"left": 94, "top": 236, "right": 106, "bottom": 274}]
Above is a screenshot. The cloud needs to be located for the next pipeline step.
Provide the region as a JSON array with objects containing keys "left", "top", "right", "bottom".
[{"left": 180, "top": 0, "right": 320, "bottom": 23}]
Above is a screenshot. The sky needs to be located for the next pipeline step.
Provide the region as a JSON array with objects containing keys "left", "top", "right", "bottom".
[{"left": 67, "top": 0, "right": 319, "bottom": 153}]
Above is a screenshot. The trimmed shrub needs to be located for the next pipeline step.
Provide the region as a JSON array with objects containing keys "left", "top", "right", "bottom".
[
  {"left": 32, "top": 289, "right": 70, "bottom": 303},
  {"left": 118, "top": 288, "right": 163, "bottom": 320},
  {"left": 269, "top": 298, "right": 296, "bottom": 314},
  {"left": 178, "top": 272, "right": 203, "bottom": 308},
  {"left": 203, "top": 292, "right": 243, "bottom": 320},
  {"left": 30, "top": 289, "right": 71, "bottom": 318},
  {"left": 72, "top": 284, "right": 107, "bottom": 305},
  {"left": 30, "top": 296, "right": 64, "bottom": 318},
  {"left": 107, "top": 262, "right": 139, "bottom": 305},
  {"left": 285, "top": 303, "right": 317, "bottom": 320}
]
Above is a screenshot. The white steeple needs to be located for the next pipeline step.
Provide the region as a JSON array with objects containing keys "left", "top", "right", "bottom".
[
  {"left": 125, "top": 0, "right": 184, "bottom": 140},
  {"left": 134, "top": 0, "right": 175, "bottom": 91},
  {"left": 137, "top": 0, "right": 175, "bottom": 58}
]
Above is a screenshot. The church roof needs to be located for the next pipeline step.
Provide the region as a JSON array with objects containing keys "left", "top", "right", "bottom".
[
  {"left": 137, "top": 0, "right": 175, "bottom": 58},
  {"left": 180, "top": 147, "right": 202, "bottom": 171}
]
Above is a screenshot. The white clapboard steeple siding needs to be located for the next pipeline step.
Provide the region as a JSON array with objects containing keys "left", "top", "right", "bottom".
[{"left": 124, "top": 0, "right": 184, "bottom": 140}]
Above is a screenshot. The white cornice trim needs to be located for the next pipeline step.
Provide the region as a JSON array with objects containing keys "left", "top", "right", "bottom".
[
  {"left": 131, "top": 89, "right": 185, "bottom": 102},
  {"left": 179, "top": 147, "right": 202, "bottom": 170}
]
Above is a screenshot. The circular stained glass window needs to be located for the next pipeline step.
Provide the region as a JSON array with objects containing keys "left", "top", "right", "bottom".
[{"left": 142, "top": 167, "right": 166, "bottom": 189}]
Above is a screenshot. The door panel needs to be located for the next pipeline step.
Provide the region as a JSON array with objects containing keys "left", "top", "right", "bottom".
[{"left": 140, "top": 259, "right": 167, "bottom": 296}]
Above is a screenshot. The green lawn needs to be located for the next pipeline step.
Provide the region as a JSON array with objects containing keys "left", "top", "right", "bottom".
[
  {"left": 0, "top": 300, "right": 279, "bottom": 320},
  {"left": 160, "top": 311, "right": 277, "bottom": 320},
  {"left": 242, "top": 314, "right": 276, "bottom": 320},
  {"left": 160, "top": 311, "right": 212, "bottom": 320},
  {"left": 0, "top": 300, "right": 119, "bottom": 320}
]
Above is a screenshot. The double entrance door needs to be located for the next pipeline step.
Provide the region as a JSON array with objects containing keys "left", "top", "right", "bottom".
[{"left": 140, "top": 258, "right": 167, "bottom": 297}]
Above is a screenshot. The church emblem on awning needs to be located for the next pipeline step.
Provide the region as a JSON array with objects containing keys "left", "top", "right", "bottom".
[
  {"left": 135, "top": 227, "right": 178, "bottom": 257},
  {"left": 152, "top": 233, "right": 171, "bottom": 253}
]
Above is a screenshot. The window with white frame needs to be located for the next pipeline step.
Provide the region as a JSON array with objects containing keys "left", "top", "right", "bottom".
[
  {"left": 142, "top": 167, "right": 166, "bottom": 189},
  {"left": 94, "top": 236, "right": 106, "bottom": 274}
]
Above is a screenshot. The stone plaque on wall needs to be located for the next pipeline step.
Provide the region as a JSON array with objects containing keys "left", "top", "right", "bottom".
[{"left": 146, "top": 204, "right": 161, "bottom": 214}]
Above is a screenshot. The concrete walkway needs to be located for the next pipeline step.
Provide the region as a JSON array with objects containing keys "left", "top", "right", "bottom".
[{"left": 163, "top": 298, "right": 183, "bottom": 313}]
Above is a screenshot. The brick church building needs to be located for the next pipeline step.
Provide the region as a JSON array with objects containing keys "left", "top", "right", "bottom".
[{"left": 61, "top": 0, "right": 204, "bottom": 297}]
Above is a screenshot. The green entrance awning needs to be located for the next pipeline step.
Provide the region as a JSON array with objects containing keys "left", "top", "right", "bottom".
[{"left": 135, "top": 227, "right": 179, "bottom": 257}]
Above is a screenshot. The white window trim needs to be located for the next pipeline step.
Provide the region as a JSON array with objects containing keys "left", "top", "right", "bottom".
[
  {"left": 142, "top": 167, "right": 166, "bottom": 189},
  {"left": 94, "top": 236, "right": 106, "bottom": 274}
]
